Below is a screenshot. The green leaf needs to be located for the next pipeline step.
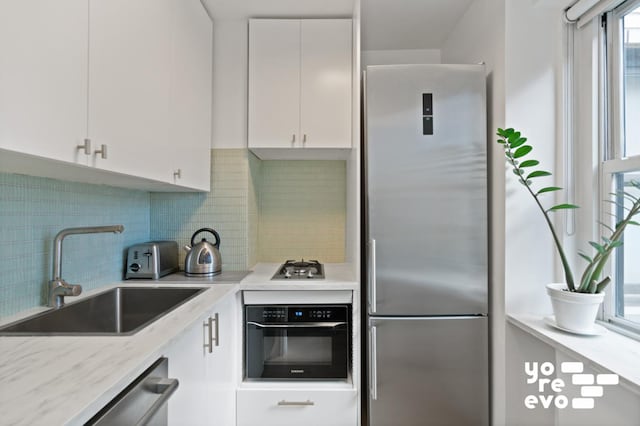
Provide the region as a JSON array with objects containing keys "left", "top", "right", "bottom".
[
  {"left": 587, "top": 280, "right": 598, "bottom": 294},
  {"left": 578, "top": 252, "right": 593, "bottom": 263},
  {"left": 509, "top": 137, "right": 527, "bottom": 149},
  {"left": 496, "top": 139, "right": 505, "bottom": 144},
  {"left": 596, "top": 277, "right": 611, "bottom": 293},
  {"left": 547, "top": 203, "right": 579, "bottom": 212},
  {"left": 526, "top": 170, "right": 552, "bottom": 179},
  {"left": 513, "top": 145, "right": 532, "bottom": 158},
  {"left": 507, "top": 131, "right": 521, "bottom": 144},
  {"left": 610, "top": 240, "right": 623, "bottom": 249},
  {"left": 628, "top": 220, "right": 640, "bottom": 226},
  {"left": 537, "top": 187, "right": 562, "bottom": 195},
  {"left": 589, "top": 241, "right": 605, "bottom": 254},
  {"left": 512, "top": 169, "right": 524, "bottom": 176},
  {"left": 519, "top": 160, "right": 540, "bottom": 168}
]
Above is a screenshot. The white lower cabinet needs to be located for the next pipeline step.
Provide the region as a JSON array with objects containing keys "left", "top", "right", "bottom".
[
  {"left": 236, "top": 389, "right": 358, "bottom": 426},
  {"left": 164, "top": 293, "right": 238, "bottom": 425}
]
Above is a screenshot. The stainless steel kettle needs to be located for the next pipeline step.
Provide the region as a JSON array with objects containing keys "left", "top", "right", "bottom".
[{"left": 184, "top": 228, "right": 222, "bottom": 276}]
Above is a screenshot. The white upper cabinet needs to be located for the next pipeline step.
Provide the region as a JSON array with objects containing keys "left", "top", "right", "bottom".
[
  {"left": 88, "top": 0, "right": 173, "bottom": 182},
  {"left": 248, "top": 20, "right": 301, "bottom": 149},
  {"left": 0, "top": 0, "right": 212, "bottom": 191},
  {"left": 0, "top": 0, "right": 89, "bottom": 165},
  {"left": 167, "top": 0, "right": 212, "bottom": 191},
  {"left": 300, "top": 20, "right": 352, "bottom": 149},
  {"left": 248, "top": 19, "right": 352, "bottom": 159}
]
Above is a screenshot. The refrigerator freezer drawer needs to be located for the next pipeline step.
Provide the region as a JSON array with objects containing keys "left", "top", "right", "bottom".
[{"left": 368, "top": 316, "right": 489, "bottom": 426}]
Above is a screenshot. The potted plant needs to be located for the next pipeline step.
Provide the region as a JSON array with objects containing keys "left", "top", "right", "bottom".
[{"left": 497, "top": 127, "right": 640, "bottom": 333}]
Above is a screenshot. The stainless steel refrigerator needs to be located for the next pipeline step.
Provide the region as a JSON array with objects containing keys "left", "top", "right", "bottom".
[{"left": 364, "top": 64, "right": 489, "bottom": 426}]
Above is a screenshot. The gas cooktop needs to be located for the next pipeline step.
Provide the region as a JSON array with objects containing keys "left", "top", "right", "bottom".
[{"left": 271, "top": 259, "right": 325, "bottom": 280}]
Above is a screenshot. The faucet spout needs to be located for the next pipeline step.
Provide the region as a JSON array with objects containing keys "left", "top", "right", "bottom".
[{"left": 48, "top": 225, "right": 125, "bottom": 308}]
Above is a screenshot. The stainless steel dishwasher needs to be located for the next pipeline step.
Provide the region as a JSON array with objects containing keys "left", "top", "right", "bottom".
[{"left": 86, "top": 357, "right": 178, "bottom": 426}]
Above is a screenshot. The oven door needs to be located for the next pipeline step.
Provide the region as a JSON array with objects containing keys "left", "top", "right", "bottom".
[{"left": 245, "top": 320, "right": 349, "bottom": 380}]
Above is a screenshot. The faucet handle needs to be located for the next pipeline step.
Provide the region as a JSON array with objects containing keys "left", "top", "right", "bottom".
[{"left": 69, "top": 284, "right": 82, "bottom": 296}]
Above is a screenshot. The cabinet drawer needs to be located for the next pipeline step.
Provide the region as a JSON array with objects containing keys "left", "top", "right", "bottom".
[{"left": 237, "top": 389, "right": 357, "bottom": 426}]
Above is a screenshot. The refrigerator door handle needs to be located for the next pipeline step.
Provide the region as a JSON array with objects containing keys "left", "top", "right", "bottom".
[
  {"left": 370, "top": 324, "right": 378, "bottom": 401},
  {"left": 369, "top": 239, "right": 377, "bottom": 313}
]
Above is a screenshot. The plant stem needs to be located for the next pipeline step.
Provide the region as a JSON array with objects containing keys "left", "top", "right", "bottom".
[{"left": 507, "top": 151, "right": 576, "bottom": 291}]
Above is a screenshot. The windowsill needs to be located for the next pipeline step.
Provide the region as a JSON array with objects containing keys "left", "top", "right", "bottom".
[{"left": 507, "top": 313, "right": 640, "bottom": 395}]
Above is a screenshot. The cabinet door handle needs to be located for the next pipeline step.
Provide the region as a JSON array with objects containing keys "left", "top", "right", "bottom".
[
  {"left": 94, "top": 144, "right": 107, "bottom": 159},
  {"left": 277, "top": 400, "right": 314, "bottom": 406},
  {"left": 303, "top": 134, "right": 307, "bottom": 145},
  {"left": 77, "top": 138, "right": 91, "bottom": 155},
  {"left": 173, "top": 169, "right": 182, "bottom": 180},
  {"left": 369, "top": 239, "right": 377, "bottom": 313},
  {"left": 291, "top": 134, "right": 296, "bottom": 146},
  {"left": 204, "top": 313, "right": 219, "bottom": 353}
]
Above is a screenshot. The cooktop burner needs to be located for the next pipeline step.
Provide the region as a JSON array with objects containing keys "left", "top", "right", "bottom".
[{"left": 272, "top": 259, "right": 325, "bottom": 280}]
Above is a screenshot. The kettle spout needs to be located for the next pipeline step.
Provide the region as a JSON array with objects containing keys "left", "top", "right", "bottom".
[{"left": 183, "top": 245, "right": 192, "bottom": 253}]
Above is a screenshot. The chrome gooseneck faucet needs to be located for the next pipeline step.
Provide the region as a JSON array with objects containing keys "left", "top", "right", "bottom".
[{"left": 48, "top": 225, "right": 125, "bottom": 308}]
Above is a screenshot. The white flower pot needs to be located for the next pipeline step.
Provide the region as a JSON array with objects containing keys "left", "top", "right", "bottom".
[{"left": 546, "top": 283, "right": 605, "bottom": 333}]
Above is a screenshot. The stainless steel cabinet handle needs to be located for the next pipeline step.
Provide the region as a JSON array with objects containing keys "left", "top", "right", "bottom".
[
  {"left": 291, "top": 134, "right": 296, "bottom": 145},
  {"left": 277, "top": 400, "right": 315, "bottom": 406},
  {"left": 213, "top": 312, "right": 219, "bottom": 347},
  {"left": 303, "top": 134, "right": 307, "bottom": 145},
  {"left": 133, "top": 377, "right": 179, "bottom": 426},
  {"left": 173, "top": 169, "right": 181, "bottom": 179},
  {"left": 247, "top": 321, "right": 347, "bottom": 329},
  {"left": 94, "top": 144, "right": 107, "bottom": 159},
  {"left": 204, "top": 313, "right": 219, "bottom": 353},
  {"left": 371, "top": 324, "right": 378, "bottom": 401},
  {"left": 77, "top": 138, "right": 91, "bottom": 155},
  {"left": 369, "top": 239, "right": 377, "bottom": 313}
]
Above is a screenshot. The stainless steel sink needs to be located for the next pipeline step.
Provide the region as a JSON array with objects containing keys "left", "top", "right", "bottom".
[{"left": 0, "top": 287, "right": 205, "bottom": 336}]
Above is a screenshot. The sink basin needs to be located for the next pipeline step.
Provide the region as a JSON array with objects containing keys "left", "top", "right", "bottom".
[{"left": 0, "top": 287, "right": 205, "bottom": 336}]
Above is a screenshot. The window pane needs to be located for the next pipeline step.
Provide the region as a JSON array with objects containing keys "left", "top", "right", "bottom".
[
  {"left": 623, "top": 7, "right": 640, "bottom": 157},
  {"left": 614, "top": 172, "right": 640, "bottom": 325}
]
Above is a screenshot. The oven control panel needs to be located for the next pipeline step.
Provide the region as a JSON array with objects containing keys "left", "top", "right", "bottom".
[{"left": 247, "top": 305, "right": 348, "bottom": 323}]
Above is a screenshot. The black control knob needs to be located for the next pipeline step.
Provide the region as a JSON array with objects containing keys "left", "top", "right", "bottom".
[{"left": 130, "top": 263, "right": 141, "bottom": 272}]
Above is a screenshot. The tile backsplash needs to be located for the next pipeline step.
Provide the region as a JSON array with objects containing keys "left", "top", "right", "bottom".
[
  {"left": 0, "top": 149, "right": 347, "bottom": 319},
  {"left": 0, "top": 172, "right": 149, "bottom": 318},
  {"left": 257, "top": 160, "right": 346, "bottom": 263}
]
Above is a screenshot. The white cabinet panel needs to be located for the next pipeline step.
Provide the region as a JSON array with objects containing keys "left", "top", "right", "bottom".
[
  {"left": 88, "top": 0, "right": 172, "bottom": 182},
  {"left": 168, "top": 0, "right": 212, "bottom": 191},
  {"left": 166, "top": 293, "right": 238, "bottom": 425},
  {"left": 300, "top": 20, "right": 352, "bottom": 149},
  {"left": 248, "top": 19, "right": 301, "bottom": 149},
  {"left": 237, "top": 389, "right": 358, "bottom": 426},
  {"left": 0, "top": 0, "right": 88, "bottom": 165},
  {"left": 248, "top": 19, "right": 352, "bottom": 158}
]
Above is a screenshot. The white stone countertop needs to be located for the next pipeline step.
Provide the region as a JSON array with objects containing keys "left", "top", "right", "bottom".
[
  {"left": 507, "top": 313, "right": 640, "bottom": 394},
  {"left": 0, "top": 281, "right": 239, "bottom": 426},
  {"left": 0, "top": 264, "right": 359, "bottom": 425}
]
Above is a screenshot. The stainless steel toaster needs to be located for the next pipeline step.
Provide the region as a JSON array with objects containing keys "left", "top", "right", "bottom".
[{"left": 125, "top": 241, "right": 178, "bottom": 279}]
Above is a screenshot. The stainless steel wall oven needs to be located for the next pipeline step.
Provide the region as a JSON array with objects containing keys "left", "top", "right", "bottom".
[{"left": 244, "top": 305, "right": 351, "bottom": 380}]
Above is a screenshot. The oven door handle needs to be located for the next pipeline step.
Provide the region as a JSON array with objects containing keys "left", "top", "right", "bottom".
[{"left": 247, "top": 321, "right": 347, "bottom": 329}]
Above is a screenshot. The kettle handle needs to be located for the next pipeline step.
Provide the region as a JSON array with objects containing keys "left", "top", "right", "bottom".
[{"left": 190, "top": 228, "right": 221, "bottom": 249}]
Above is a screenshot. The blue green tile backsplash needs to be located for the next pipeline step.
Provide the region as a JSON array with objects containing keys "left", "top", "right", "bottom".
[{"left": 0, "top": 172, "right": 150, "bottom": 318}]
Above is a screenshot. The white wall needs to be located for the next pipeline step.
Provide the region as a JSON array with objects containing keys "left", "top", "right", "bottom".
[
  {"left": 211, "top": 19, "right": 248, "bottom": 149},
  {"left": 441, "top": 0, "right": 506, "bottom": 423},
  {"left": 361, "top": 48, "right": 440, "bottom": 66}
]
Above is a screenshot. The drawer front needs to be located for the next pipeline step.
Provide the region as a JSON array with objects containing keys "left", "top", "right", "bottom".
[{"left": 237, "top": 389, "right": 357, "bottom": 426}]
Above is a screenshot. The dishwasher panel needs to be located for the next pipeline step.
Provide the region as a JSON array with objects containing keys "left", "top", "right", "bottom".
[{"left": 85, "top": 357, "right": 178, "bottom": 426}]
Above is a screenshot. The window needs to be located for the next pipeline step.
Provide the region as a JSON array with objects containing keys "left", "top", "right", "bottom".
[{"left": 603, "top": 0, "right": 640, "bottom": 333}]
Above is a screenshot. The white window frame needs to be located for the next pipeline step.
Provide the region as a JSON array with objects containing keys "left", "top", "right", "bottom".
[{"left": 601, "top": 0, "right": 640, "bottom": 336}]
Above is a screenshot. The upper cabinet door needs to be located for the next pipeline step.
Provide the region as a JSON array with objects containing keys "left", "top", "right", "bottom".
[
  {"left": 88, "top": 0, "right": 172, "bottom": 182},
  {"left": 168, "top": 0, "right": 212, "bottom": 191},
  {"left": 300, "top": 20, "right": 352, "bottom": 149},
  {"left": 0, "top": 0, "right": 88, "bottom": 165},
  {"left": 248, "top": 20, "right": 301, "bottom": 149}
]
